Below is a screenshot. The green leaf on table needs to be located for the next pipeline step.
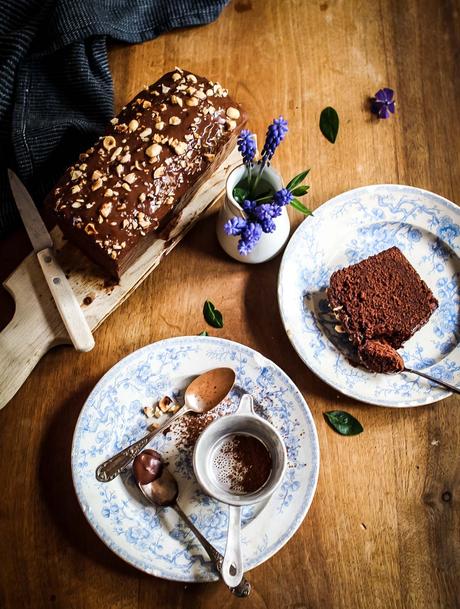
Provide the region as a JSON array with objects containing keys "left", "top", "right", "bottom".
[
  {"left": 319, "top": 106, "right": 339, "bottom": 143},
  {"left": 323, "top": 411, "right": 363, "bottom": 436},
  {"left": 203, "top": 300, "right": 223, "bottom": 329},
  {"left": 290, "top": 184, "right": 310, "bottom": 197},
  {"left": 286, "top": 169, "right": 310, "bottom": 191},
  {"left": 233, "top": 186, "right": 248, "bottom": 204},
  {"left": 198, "top": 331, "right": 209, "bottom": 336},
  {"left": 290, "top": 198, "right": 313, "bottom": 216}
]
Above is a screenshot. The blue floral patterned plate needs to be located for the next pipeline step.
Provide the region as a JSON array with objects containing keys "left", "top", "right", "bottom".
[
  {"left": 278, "top": 185, "right": 460, "bottom": 407},
  {"left": 71, "top": 337, "right": 319, "bottom": 581}
]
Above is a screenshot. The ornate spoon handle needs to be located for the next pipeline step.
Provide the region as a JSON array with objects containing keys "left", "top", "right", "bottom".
[
  {"left": 95, "top": 406, "right": 187, "bottom": 482},
  {"left": 173, "top": 502, "right": 251, "bottom": 598}
]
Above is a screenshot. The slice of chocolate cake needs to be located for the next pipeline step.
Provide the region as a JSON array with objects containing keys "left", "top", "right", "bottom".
[{"left": 327, "top": 246, "right": 438, "bottom": 373}]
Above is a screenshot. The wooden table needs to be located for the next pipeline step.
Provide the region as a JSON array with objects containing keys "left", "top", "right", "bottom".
[{"left": 1, "top": 1, "right": 459, "bottom": 607}]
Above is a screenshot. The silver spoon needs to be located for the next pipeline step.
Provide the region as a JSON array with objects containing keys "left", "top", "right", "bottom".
[
  {"left": 404, "top": 367, "right": 460, "bottom": 394},
  {"left": 136, "top": 465, "right": 251, "bottom": 597},
  {"left": 96, "top": 367, "right": 236, "bottom": 482}
]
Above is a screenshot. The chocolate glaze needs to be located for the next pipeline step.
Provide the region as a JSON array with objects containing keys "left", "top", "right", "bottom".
[
  {"left": 133, "top": 449, "right": 163, "bottom": 485},
  {"left": 46, "top": 68, "right": 247, "bottom": 277},
  {"left": 328, "top": 246, "right": 438, "bottom": 373}
]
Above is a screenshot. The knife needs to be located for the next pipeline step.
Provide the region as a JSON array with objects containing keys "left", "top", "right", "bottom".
[{"left": 8, "top": 169, "right": 95, "bottom": 352}]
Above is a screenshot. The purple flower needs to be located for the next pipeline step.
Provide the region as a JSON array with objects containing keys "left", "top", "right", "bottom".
[
  {"left": 242, "top": 199, "right": 256, "bottom": 214},
  {"left": 261, "top": 116, "right": 288, "bottom": 163},
  {"left": 260, "top": 217, "right": 276, "bottom": 233},
  {"left": 224, "top": 216, "right": 246, "bottom": 236},
  {"left": 237, "top": 129, "right": 257, "bottom": 167},
  {"left": 371, "top": 88, "right": 395, "bottom": 119},
  {"left": 238, "top": 221, "right": 262, "bottom": 255},
  {"left": 273, "top": 188, "right": 293, "bottom": 207},
  {"left": 252, "top": 203, "right": 273, "bottom": 223}
]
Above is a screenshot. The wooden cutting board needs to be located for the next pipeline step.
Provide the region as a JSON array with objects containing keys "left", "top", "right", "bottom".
[{"left": 0, "top": 146, "right": 240, "bottom": 410}]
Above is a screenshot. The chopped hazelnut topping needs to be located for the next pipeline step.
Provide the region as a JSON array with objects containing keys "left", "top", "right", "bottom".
[
  {"left": 155, "top": 121, "right": 165, "bottom": 131},
  {"left": 124, "top": 172, "right": 136, "bottom": 184},
  {"left": 171, "top": 94, "right": 183, "bottom": 107},
  {"left": 226, "top": 106, "right": 240, "bottom": 120},
  {"left": 138, "top": 212, "right": 151, "bottom": 228},
  {"left": 84, "top": 223, "right": 98, "bottom": 235},
  {"left": 120, "top": 152, "right": 131, "bottom": 163},
  {"left": 153, "top": 166, "right": 165, "bottom": 178},
  {"left": 226, "top": 119, "right": 237, "bottom": 130},
  {"left": 92, "top": 178, "right": 103, "bottom": 191},
  {"left": 140, "top": 127, "right": 152, "bottom": 139},
  {"left": 138, "top": 192, "right": 146, "bottom": 203},
  {"left": 142, "top": 100, "right": 151, "bottom": 109},
  {"left": 99, "top": 201, "right": 113, "bottom": 218},
  {"left": 110, "top": 117, "right": 119, "bottom": 125},
  {"left": 70, "top": 170, "right": 82, "bottom": 181},
  {"left": 161, "top": 84, "right": 170, "bottom": 94},
  {"left": 146, "top": 143, "right": 162, "bottom": 158},
  {"left": 121, "top": 183, "right": 131, "bottom": 192},
  {"left": 186, "top": 74, "right": 197, "bottom": 83},
  {"left": 186, "top": 86, "right": 196, "bottom": 95},
  {"left": 103, "top": 136, "right": 116, "bottom": 150},
  {"left": 172, "top": 72, "right": 182, "bottom": 82},
  {"left": 174, "top": 141, "right": 187, "bottom": 155},
  {"left": 206, "top": 89, "right": 214, "bottom": 97},
  {"left": 116, "top": 164, "right": 124, "bottom": 177},
  {"left": 92, "top": 170, "right": 103, "bottom": 181},
  {"left": 128, "top": 119, "right": 139, "bottom": 132},
  {"left": 186, "top": 97, "right": 199, "bottom": 107},
  {"left": 104, "top": 188, "right": 114, "bottom": 197},
  {"left": 169, "top": 116, "right": 181, "bottom": 125},
  {"left": 111, "top": 146, "right": 123, "bottom": 161},
  {"left": 71, "top": 202, "right": 81, "bottom": 208},
  {"left": 194, "top": 89, "right": 207, "bottom": 100}
]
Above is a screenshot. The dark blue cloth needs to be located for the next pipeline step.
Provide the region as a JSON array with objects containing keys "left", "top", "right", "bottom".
[{"left": 0, "top": 0, "right": 228, "bottom": 237}]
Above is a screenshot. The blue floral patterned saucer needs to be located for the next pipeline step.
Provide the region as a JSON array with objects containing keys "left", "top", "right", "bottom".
[
  {"left": 278, "top": 184, "right": 460, "bottom": 407},
  {"left": 71, "top": 337, "right": 319, "bottom": 581}
]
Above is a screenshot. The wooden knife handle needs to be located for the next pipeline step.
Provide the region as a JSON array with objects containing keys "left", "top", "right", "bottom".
[{"left": 37, "top": 248, "right": 95, "bottom": 353}]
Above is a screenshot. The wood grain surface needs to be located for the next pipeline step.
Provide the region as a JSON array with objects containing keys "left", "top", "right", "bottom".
[{"left": 0, "top": 1, "right": 459, "bottom": 608}]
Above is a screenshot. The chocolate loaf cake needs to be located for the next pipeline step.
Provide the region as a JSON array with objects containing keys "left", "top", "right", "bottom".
[
  {"left": 46, "top": 68, "right": 246, "bottom": 277},
  {"left": 327, "top": 247, "right": 438, "bottom": 372}
]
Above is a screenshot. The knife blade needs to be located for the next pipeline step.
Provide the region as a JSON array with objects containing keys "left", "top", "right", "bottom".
[
  {"left": 8, "top": 170, "right": 53, "bottom": 252},
  {"left": 8, "top": 169, "right": 95, "bottom": 352}
]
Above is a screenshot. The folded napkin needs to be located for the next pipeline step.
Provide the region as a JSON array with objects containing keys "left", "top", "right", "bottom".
[{"left": 0, "top": 0, "right": 228, "bottom": 237}]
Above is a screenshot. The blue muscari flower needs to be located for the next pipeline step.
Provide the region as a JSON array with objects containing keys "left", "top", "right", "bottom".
[
  {"left": 252, "top": 203, "right": 273, "bottom": 223},
  {"left": 238, "top": 221, "right": 262, "bottom": 255},
  {"left": 260, "top": 217, "right": 276, "bottom": 233},
  {"left": 237, "top": 129, "right": 257, "bottom": 167},
  {"left": 273, "top": 188, "right": 293, "bottom": 207},
  {"left": 242, "top": 199, "right": 256, "bottom": 214},
  {"left": 224, "top": 216, "right": 246, "bottom": 236},
  {"left": 261, "top": 116, "right": 288, "bottom": 163},
  {"left": 371, "top": 88, "right": 395, "bottom": 119},
  {"left": 252, "top": 206, "right": 276, "bottom": 233}
]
